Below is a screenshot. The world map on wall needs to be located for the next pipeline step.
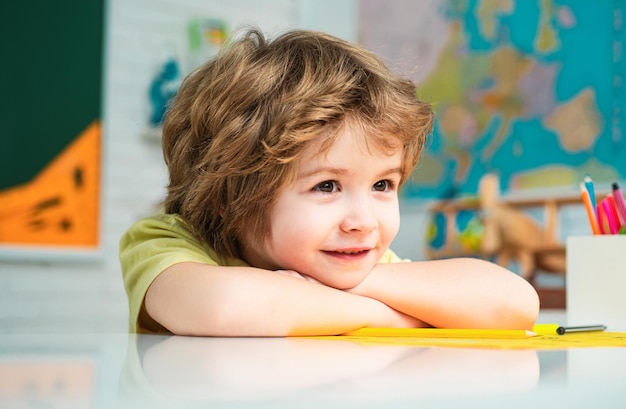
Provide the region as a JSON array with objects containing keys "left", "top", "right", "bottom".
[{"left": 360, "top": 0, "right": 626, "bottom": 199}]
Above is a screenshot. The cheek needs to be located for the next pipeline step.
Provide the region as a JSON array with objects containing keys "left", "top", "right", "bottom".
[
  {"left": 390, "top": 212, "right": 401, "bottom": 237},
  {"left": 270, "top": 192, "right": 330, "bottom": 244},
  {"left": 267, "top": 204, "right": 323, "bottom": 259},
  {"left": 381, "top": 203, "right": 401, "bottom": 242}
]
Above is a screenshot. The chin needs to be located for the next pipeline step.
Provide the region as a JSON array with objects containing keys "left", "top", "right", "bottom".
[{"left": 318, "top": 272, "right": 368, "bottom": 290}]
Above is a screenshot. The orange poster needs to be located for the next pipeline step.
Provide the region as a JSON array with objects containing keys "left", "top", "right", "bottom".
[{"left": 0, "top": 122, "right": 101, "bottom": 249}]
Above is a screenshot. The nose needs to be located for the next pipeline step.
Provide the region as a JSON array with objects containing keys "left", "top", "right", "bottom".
[{"left": 339, "top": 194, "right": 379, "bottom": 233}]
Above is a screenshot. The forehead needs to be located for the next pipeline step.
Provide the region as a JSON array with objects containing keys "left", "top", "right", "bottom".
[
  {"left": 296, "top": 122, "right": 403, "bottom": 176},
  {"left": 306, "top": 120, "right": 403, "bottom": 161}
]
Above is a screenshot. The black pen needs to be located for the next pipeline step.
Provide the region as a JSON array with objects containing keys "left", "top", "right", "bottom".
[{"left": 556, "top": 325, "right": 607, "bottom": 335}]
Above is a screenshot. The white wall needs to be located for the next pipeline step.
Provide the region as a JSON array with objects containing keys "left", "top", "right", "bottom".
[{"left": 0, "top": 0, "right": 364, "bottom": 333}]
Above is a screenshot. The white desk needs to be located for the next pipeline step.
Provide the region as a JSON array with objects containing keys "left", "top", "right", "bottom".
[{"left": 1, "top": 317, "right": 625, "bottom": 408}]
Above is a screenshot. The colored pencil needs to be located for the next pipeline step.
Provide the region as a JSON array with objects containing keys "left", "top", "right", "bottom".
[
  {"left": 343, "top": 327, "right": 537, "bottom": 339},
  {"left": 597, "top": 204, "right": 607, "bottom": 234},
  {"left": 533, "top": 323, "right": 607, "bottom": 335},
  {"left": 584, "top": 175, "right": 597, "bottom": 215},
  {"left": 601, "top": 197, "right": 620, "bottom": 234},
  {"left": 612, "top": 182, "right": 626, "bottom": 225},
  {"left": 607, "top": 194, "right": 622, "bottom": 229},
  {"left": 580, "top": 182, "right": 600, "bottom": 235}
]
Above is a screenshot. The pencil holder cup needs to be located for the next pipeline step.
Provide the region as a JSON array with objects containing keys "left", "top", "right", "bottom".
[{"left": 566, "top": 235, "right": 626, "bottom": 330}]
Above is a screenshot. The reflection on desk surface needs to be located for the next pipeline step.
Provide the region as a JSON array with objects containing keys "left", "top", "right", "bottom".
[{"left": 0, "top": 332, "right": 625, "bottom": 408}]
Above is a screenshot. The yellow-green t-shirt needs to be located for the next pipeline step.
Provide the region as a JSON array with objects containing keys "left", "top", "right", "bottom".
[{"left": 119, "top": 213, "right": 408, "bottom": 334}]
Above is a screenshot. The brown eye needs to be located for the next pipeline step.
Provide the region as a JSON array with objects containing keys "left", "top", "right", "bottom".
[
  {"left": 316, "top": 181, "right": 338, "bottom": 193},
  {"left": 373, "top": 180, "right": 391, "bottom": 192}
]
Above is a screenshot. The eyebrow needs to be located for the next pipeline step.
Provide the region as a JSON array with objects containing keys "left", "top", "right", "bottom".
[
  {"left": 297, "top": 167, "right": 348, "bottom": 179},
  {"left": 297, "top": 166, "right": 403, "bottom": 180}
]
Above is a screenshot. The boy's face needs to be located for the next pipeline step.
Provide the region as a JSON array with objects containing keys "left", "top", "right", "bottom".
[{"left": 243, "top": 123, "right": 403, "bottom": 289}]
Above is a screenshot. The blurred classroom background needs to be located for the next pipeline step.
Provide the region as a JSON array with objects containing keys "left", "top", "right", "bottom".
[{"left": 1, "top": 0, "right": 624, "bottom": 332}]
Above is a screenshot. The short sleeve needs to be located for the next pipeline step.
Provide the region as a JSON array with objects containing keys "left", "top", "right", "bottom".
[
  {"left": 378, "top": 248, "right": 411, "bottom": 263},
  {"left": 119, "top": 214, "right": 223, "bottom": 333}
]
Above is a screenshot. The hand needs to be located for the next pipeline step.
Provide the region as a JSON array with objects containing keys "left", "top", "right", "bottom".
[
  {"left": 276, "top": 268, "right": 427, "bottom": 329},
  {"left": 344, "top": 266, "right": 429, "bottom": 328}
]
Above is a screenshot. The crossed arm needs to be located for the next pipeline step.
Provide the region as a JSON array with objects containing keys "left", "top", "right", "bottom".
[{"left": 144, "top": 257, "right": 539, "bottom": 336}]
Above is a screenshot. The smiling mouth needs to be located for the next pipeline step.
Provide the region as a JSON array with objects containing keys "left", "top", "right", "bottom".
[{"left": 323, "top": 249, "right": 371, "bottom": 258}]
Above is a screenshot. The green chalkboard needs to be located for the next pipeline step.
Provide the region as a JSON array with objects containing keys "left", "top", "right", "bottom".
[{"left": 0, "top": 1, "right": 104, "bottom": 190}]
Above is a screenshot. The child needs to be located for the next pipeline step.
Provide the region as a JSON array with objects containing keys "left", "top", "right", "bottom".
[{"left": 119, "top": 28, "right": 539, "bottom": 336}]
